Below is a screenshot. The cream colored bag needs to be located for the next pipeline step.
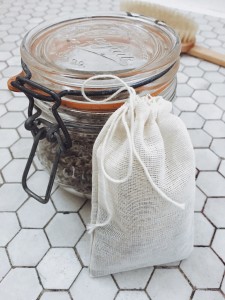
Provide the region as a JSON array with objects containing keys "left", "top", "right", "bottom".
[{"left": 83, "top": 75, "right": 195, "bottom": 278}]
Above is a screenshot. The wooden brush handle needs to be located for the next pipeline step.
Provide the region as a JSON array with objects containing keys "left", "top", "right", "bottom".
[{"left": 188, "top": 45, "right": 225, "bottom": 67}]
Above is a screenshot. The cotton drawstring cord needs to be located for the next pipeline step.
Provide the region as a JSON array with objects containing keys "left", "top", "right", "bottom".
[
  {"left": 82, "top": 75, "right": 136, "bottom": 183},
  {"left": 81, "top": 75, "right": 185, "bottom": 233}
]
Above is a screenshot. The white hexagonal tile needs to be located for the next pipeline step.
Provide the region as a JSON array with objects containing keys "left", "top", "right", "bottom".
[
  {"left": 195, "top": 16, "right": 208, "bottom": 24},
  {"left": 6, "top": 97, "right": 29, "bottom": 111},
  {"left": 188, "top": 129, "right": 212, "bottom": 148},
  {"left": 177, "top": 72, "right": 188, "bottom": 83},
  {"left": 17, "top": 123, "right": 32, "bottom": 138},
  {"left": 0, "top": 268, "right": 42, "bottom": 300},
  {"left": 195, "top": 187, "right": 206, "bottom": 212},
  {"left": 204, "top": 198, "right": 225, "bottom": 227},
  {"left": 197, "top": 104, "right": 223, "bottom": 120},
  {"left": 0, "top": 62, "right": 7, "bottom": 71},
  {"left": 199, "top": 61, "right": 219, "bottom": 71},
  {"left": 216, "top": 97, "right": 225, "bottom": 110},
  {"left": 0, "top": 90, "right": 13, "bottom": 104},
  {"left": 70, "top": 268, "right": 118, "bottom": 300},
  {"left": 51, "top": 187, "right": 85, "bottom": 212},
  {"left": 194, "top": 149, "right": 220, "bottom": 170},
  {"left": 173, "top": 105, "right": 180, "bottom": 116},
  {"left": 33, "top": 155, "right": 45, "bottom": 170},
  {"left": 27, "top": 170, "right": 57, "bottom": 197},
  {"left": 180, "top": 112, "right": 204, "bottom": 129},
  {"left": 205, "top": 39, "right": 222, "bottom": 47},
  {"left": 114, "top": 267, "right": 153, "bottom": 289},
  {"left": 210, "top": 139, "right": 225, "bottom": 158},
  {"left": 204, "top": 72, "right": 224, "bottom": 83},
  {"left": 0, "top": 31, "right": 7, "bottom": 39},
  {"left": 76, "top": 232, "right": 90, "bottom": 267},
  {"left": 215, "top": 47, "right": 225, "bottom": 54},
  {"left": 0, "top": 183, "right": 28, "bottom": 211},
  {"left": 176, "top": 84, "right": 194, "bottom": 97},
  {"left": 160, "top": 260, "right": 181, "bottom": 267},
  {"left": 116, "top": 291, "right": 149, "bottom": 300},
  {"left": 46, "top": 213, "right": 85, "bottom": 247},
  {"left": 2, "top": 66, "right": 21, "bottom": 77},
  {"left": 212, "top": 229, "right": 225, "bottom": 262},
  {"left": 37, "top": 248, "right": 81, "bottom": 289},
  {"left": 10, "top": 138, "right": 33, "bottom": 158},
  {"left": 147, "top": 269, "right": 192, "bottom": 300},
  {"left": 0, "top": 129, "right": 19, "bottom": 147},
  {"left": 192, "top": 90, "right": 216, "bottom": 104},
  {"left": 210, "top": 83, "right": 225, "bottom": 97},
  {"left": 0, "top": 213, "right": 20, "bottom": 246},
  {"left": 0, "top": 149, "right": 12, "bottom": 169},
  {"left": 195, "top": 168, "right": 200, "bottom": 178},
  {"left": 193, "top": 290, "right": 225, "bottom": 300},
  {"left": 204, "top": 120, "right": 225, "bottom": 138},
  {"left": 201, "top": 31, "right": 217, "bottom": 38},
  {"left": 3, "top": 34, "right": 20, "bottom": 42},
  {"left": 79, "top": 200, "right": 91, "bottom": 225},
  {"left": 188, "top": 78, "right": 210, "bottom": 90},
  {"left": 2, "top": 159, "right": 35, "bottom": 182},
  {"left": 40, "top": 291, "right": 71, "bottom": 300},
  {"left": 180, "top": 247, "right": 224, "bottom": 288},
  {"left": 11, "top": 47, "right": 20, "bottom": 56},
  {"left": 18, "top": 197, "right": 55, "bottom": 228},
  {"left": 183, "top": 67, "right": 204, "bottom": 77},
  {"left": 194, "top": 213, "right": 215, "bottom": 246},
  {"left": 181, "top": 55, "right": 200, "bottom": 66},
  {"left": 197, "top": 171, "right": 225, "bottom": 197},
  {"left": 0, "top": 51, "right": 12, "bottom": 61},
  {"left": 8, "top": 228, "right": 49, "bottom": 266},
  {"left": 0, "top": 174, "right": 3, "bottom": 185},
  {"left": 0, "top": 78, "right": 9, "bottom": 90},
  {"left": 222, "top": 276, "right": 225, "bottom": 294},
  {"left": 174, "top": 97, "right": 198, "bottom": 111},
  {"left": 219, "top": 160, "right": 225, "bottom": 177},
  {"left": 0, "top": 112, "right": 25, "bottom": 128},
  {"left": 0, "top": 104, "right": 6, "bottom": 117},
  {"left": 179, "top": 64, "right": 184, "bottom": 72},
  {"left": 210, "top": 20, "right": 224, "bottom": 28},
  {"left": 7, "top": 56, "right": 21, "bottom": 66},
  {"left": 0, "top": 248, "right": 11, "bottom": 281}
]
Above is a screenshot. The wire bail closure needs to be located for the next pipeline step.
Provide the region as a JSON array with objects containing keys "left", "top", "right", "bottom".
[{"left": 11, "top": 61, "right": 72, "bottom": 204}]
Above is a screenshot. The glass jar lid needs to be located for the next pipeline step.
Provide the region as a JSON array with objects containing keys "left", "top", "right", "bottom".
[{"left": 21, "top": 11, "right": 180, "bottom": 91}]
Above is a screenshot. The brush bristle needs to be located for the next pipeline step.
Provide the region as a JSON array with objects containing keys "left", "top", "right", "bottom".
[{"left": 120, "top": 0, "right": 198, "bottom": 44}]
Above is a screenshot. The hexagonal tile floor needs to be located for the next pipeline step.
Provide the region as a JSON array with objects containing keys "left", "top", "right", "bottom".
[{"left": 0, "top": 0, "right": 225, "bottom": 299}]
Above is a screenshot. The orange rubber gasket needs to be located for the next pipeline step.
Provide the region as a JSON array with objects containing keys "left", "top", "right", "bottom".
[{"left": 8, "top": 72, "right": 169, "bottom": 111}]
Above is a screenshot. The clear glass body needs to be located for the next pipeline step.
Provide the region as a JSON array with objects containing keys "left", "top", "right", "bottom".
[{"left": 21, "top": 12, "right": 181, "bottom": 198}]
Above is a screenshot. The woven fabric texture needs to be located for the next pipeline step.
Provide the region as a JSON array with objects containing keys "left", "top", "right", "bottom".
[{"left": 89, "top": 96, "right": 195, "bottom": 277}]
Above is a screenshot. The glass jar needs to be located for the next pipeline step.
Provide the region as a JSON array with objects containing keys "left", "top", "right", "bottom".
[{"left": 9, "top": 12, "right": 181, "bottom": 200}]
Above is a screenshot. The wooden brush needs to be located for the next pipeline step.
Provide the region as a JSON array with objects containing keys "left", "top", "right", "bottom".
[{"left": 120, "top": 0, "right": 225, "bottom": 67}]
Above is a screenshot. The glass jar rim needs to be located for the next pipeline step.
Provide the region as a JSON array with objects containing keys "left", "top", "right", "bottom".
[{"left": 20, "top": 11, "right": 181, "bottom": 92}]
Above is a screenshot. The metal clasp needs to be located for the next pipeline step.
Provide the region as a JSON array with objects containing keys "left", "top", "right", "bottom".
[{"left": 10, "top": 60, "right": 72, "bottom": 204}]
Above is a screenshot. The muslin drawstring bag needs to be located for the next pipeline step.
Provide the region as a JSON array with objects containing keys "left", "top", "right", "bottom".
[{"left": 81, "top": 75, "right": 195, "bottom": 278}]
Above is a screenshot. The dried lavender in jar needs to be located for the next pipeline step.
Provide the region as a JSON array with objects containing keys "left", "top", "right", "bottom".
[{"left": 38, "top": 126, "right": 102, "bottom": 197}]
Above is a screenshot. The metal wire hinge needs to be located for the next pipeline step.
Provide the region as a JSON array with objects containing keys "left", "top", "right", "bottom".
[{"left": 11, "top": 61, "right": 72, "bottom": 204}]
